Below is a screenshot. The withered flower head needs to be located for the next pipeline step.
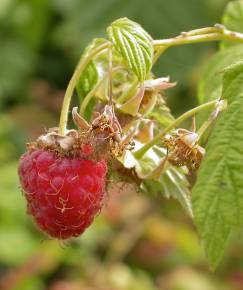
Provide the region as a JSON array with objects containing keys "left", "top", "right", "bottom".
[{"left": 163, "top": 128, "right": 205, "bottom": 171}]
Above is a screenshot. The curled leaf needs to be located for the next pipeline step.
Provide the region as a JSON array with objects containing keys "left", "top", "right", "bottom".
[{"left": 107, "top": 18, "right": 153, "bottom": 82}]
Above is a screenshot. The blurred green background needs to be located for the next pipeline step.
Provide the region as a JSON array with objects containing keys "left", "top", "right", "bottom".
[{"left": 2, "top": 0, "right": 243, "bottom": 290}]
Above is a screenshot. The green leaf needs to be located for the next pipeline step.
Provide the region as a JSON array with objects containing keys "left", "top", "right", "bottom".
[
  {"left": 222, "top": 61, "right": 243, "bottom": 102},
  {"left": 142, "top": 168, "right": 192, "bottom": 216},
  {"left": 221, "top": 0, "right": 243, "bottom": 49},
  {"left": 198, "top": 44, "right": 243, "bottom": 104},
  {"left": 76, "top": 62, "right": 98, "bottom": 99},
  {"left": 192, "top": 62, "right": 243, "bottom": 269},
  {"left": 121, "top": 139, "right": 192, "bottom": 216},
  {"left": 107, "top": 17, "right": 153, "bottom": 82}
]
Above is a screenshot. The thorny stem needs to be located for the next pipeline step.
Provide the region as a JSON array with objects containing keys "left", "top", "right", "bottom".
[
  {"left": 58, "top": 42, "right": 111, "bottom": 135},
  {"left": 133, "top": 99, "right": 219, "bottom": 159}
]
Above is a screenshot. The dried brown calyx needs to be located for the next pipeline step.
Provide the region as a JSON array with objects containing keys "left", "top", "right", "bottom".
[
  {"left": 27, "top": 127, "right": 94, "bottom": 159},
  {"left": 163, "top": 128, "right": 205, "bottom": 171},
  {"left": 26, "top": 106, "right": 132, "bottom": 162},
  {"left": 73, "top": 105, "right": 134, "bottom": 157}
]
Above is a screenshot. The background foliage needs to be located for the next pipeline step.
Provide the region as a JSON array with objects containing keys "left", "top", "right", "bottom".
[{"left": 2, "top": 0, "right": 243, "bottom": 290}]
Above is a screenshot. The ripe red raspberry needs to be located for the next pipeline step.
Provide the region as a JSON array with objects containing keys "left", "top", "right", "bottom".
[{"left": 18, "top": 148, "right": 107, "bottom": 239}]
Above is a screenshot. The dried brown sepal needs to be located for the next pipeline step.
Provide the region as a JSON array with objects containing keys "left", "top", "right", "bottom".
[
  {"left": 72, "top": 107, "right": 91, "bottom": 132},
  {"left": 26, "top": 105, "right": 136, "bottom": 170},
  {"left": 163, "top": 128, "right": 205, "bottom": 171}
]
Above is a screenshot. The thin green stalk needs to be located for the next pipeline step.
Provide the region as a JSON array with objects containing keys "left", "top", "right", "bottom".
[
  {"left": 79, "top": 75, "right": 107, "bottom": 117},
  {"left": 133, "top": 99, "right": 218, "bottom": 159},
  {"left": 80, "top": 66, "right": 122, "bottom": 116},
  {"left": 152, "top": 26, "right": 243, "bottom": 63},
  {"left": 197, "top": 113, "right": 216, "bottom": 141},
  {"left": 197, "top": 100, "right": 226, "bottom": 140},
  {"left": 180, "top": 26, "right": 222, "bottom": 37},
  {"left": 58, "top": 42, "right": 111, "bottom": 135},
  {"left": 153, "top": 28, "right": 243, "bottom": 48}
]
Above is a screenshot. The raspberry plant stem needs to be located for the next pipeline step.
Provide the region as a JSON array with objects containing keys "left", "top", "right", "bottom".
[
  {"left": 153, "top": 26, "right": 243, "bottom": 46},
  {"left": 152, "top": 25, "right": 243, "bottom": 60},
  {"left": 133, "top": 99, "right": 219, "bottom": 159},
  {"left": 58, "top": 42, "right": 111, "bottom": 135}
]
